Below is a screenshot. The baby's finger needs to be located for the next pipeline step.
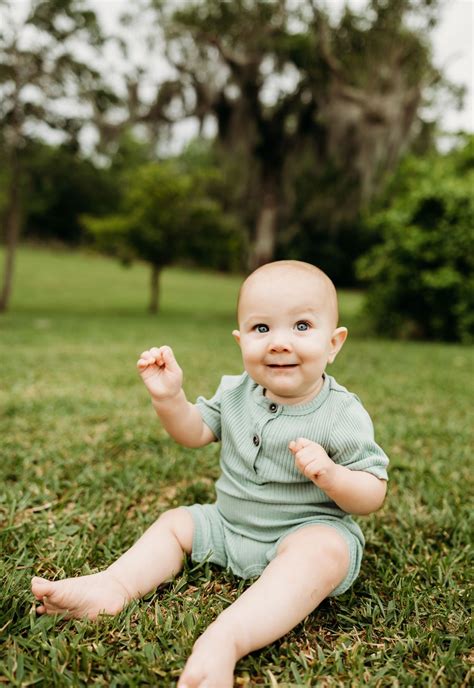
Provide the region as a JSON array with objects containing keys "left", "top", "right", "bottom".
[
  {"left": 292, "top": 437, "right": 312, "bottom": 452},
  {"left": 289, "top": 439, "right": 304, "bottom": 453},
  {"left": 295, "top": 454, "right": 317, "bottom": 478},
  {"left": 137, "top": 349, "right": 157, "bottom": 366},
  {"left": 147, "top": 346, "right": 169, "bottom": 368},
  {"left": 161, "top": 346, "right": 180, "bottom": 371},
  {"left": 294, "top": 451, "right": 311, "bottom": 470},
  {"left": 138, "top": 350, "right": 157, "bottom": 364},
  {"left": 301, "top": 461, "right": 318, "bottom": 479},
  {"left": 295, "top": 443, "right": 318, "bottom": 460}
]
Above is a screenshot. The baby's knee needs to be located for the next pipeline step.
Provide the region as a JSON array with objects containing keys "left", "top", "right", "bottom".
[
  {"left": 278, "top": 525, "right": 350, "bottom": 570},
  {"left": 157, "top": 508, "right": 194, "bottom": 554}
]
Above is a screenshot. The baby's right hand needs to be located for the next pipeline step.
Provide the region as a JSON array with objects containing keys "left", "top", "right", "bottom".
[{"left": 137, "top": 346, "right": 183, "bottom": 402}]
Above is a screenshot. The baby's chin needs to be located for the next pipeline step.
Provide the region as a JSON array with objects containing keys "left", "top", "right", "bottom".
[{"left": 264, "top": 380, "right": 325, "bottom": 405}]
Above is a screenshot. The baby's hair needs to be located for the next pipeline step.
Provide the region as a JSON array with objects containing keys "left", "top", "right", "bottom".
[{"left": 237, "top": 260, "right": 340, "bottom": 327}]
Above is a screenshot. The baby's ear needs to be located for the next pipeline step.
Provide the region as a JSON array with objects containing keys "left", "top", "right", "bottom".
[
  {"left": 232, "top": 329, "right": 241, "bottom": 345},
  {"left": 328, "top": 327, "right": 348, "bottom": 364}
]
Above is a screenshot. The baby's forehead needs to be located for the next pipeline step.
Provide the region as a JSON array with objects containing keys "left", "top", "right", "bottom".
[
  {"left": 238, "top": 263, "right": 338, "bottom": 322},
  {"left": 241, "top": 265, "right": 332, "bottom": 301},
  {"left": 248, "top": 266, "right": 324, "bottom": 288}
]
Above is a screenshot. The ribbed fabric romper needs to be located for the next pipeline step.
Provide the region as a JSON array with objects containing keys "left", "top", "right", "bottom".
[{"left": 184, "top": 372, "right": 389, "bottom": 595}]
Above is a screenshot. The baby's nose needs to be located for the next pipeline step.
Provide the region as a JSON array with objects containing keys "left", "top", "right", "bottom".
[{"left": 269, "top": 337, "right": 292, "bottom": 352}]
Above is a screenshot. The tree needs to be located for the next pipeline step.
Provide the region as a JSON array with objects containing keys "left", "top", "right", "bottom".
[
  {"left": 357, "top": 135, "right": 474, "bottom": 342},
  {"left": 0, "top": 0, "right": 109, "bottom": 311},
  {"left": 19, "top": 140, "right": 118, "bottom": 244},
  {"left": 159, "top": 0, "right": 440, "bottom": 268},
  {"left": 84, "top": 160, "right": 242, "bottom": 312}
]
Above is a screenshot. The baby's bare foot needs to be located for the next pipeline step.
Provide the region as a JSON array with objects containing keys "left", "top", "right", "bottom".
[
  {"left": 31, "top": 571, "right": 132, "bottom": 620},
  {"left": 178, "top": 625, "right": 238, "bottom": 688}
]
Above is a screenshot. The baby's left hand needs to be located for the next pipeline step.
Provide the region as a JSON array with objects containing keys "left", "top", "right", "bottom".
[{"left": 289, "top": 438, "right": 339, "bottom": 490}]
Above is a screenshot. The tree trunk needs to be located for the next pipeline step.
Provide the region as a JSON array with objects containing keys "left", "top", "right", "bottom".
[
  {"left": 249, "top": 180, "right": 280, "bottom": 271},
  {"left": 149, "top": 263, "right": 162, "bottom": 313},
  {"left": 0, "top": 151, "right": 22, "bottom": 313}
]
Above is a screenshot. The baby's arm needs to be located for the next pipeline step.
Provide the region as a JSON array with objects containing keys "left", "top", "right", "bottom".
[
  {"left": 289, "top": 438, "right": 386, "bottom": 515},
  {"left": 137, "top": 346, "right": 216, "bottom": 448}
]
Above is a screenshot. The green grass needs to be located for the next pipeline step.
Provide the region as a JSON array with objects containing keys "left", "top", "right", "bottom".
[{"left": 1, "top": 246, "right": 472, "bottom": 687}]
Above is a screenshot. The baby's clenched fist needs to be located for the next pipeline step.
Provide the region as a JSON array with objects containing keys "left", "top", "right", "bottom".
[
  {"left": 289, "top": 437, "right": 338, "bottom": 490},
  {"left": 137, "top": 345, "right": 183, "bottom": 402}
]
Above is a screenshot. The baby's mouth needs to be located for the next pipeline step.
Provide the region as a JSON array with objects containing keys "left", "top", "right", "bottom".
[{"left": 266, "top": 364, "right": 298, "bottom": 368}]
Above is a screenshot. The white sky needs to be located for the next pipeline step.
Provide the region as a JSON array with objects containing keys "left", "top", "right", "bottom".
[
  {"left": 7, "top": 0, "right": 474, "bottom": 143},
  {"left": 431, "top": 0, "right": 474, "bottom": 133}
]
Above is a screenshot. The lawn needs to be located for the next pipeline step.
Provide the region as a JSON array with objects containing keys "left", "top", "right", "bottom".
[{"left": 0, "top": 247, "right": 472, "bottom": 686}]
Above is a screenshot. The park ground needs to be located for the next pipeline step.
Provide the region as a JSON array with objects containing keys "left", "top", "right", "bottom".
[{"left": 0, "top": 247, "right": 472, "bottom": 686}]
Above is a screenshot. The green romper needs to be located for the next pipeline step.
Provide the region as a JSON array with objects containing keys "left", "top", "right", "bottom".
[{"left": 185, "top": 372, "right": 389, "bottom": 596}]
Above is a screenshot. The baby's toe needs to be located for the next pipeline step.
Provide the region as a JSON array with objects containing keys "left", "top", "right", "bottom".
[
  {"left": 31, "top": 576, "right": 55, "bottom": 599},
  {"left": 178, "top": 665, "right": 205, "bottom": 688}
]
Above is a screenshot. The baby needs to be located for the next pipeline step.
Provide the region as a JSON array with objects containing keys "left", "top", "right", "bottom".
[{"left": 32, "top": 260, "right": 388, "bottom": 688}]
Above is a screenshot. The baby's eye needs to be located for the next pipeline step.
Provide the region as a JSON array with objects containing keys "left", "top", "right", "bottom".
[
  {"left": 295, "top": 321, "right": 310, "bottom": 331},
  {"left": 254, "top": 324, "right": 269, "bottom": 333}
]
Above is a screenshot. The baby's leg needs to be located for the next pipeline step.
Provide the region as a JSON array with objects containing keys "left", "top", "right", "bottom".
[
  {"left": 31, "top": 507, "right": 194, "bottom": 620},
  {"left": 178, "top": 525, "right": 349, "bottom": 688}
]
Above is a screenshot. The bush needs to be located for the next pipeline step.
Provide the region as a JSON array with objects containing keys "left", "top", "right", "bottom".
[
  {"left": 21, "top": 142, "right": 118, "bottom": 244},
  {"left": 357, "top": 137, "right": 474, "bottom": 342}
]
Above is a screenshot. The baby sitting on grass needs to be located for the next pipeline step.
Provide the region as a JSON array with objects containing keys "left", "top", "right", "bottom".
[{"left": 32, "top": 260, "right": 388, "bottom": 688}]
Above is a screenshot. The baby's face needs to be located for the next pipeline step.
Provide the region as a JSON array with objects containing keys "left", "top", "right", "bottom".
[{"left": 233, "top": 269, "right": 347, "bottom": 405}]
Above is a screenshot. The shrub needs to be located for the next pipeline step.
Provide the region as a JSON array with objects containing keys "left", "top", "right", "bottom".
[{"left": 357, "top": 137, "right": 474, "bottom": 342}]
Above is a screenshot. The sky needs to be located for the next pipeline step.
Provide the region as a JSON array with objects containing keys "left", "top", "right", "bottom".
[
  {"left": 7, "top": 0, "right": 474, "bottom": 145},
  {"left": 430, "top": 0, "right": 473, "bottom": 133}
]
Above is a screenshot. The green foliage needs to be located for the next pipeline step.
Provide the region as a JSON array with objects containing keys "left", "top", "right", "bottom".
[
  {"left": 84, "top": 158, "right": 244, "bottom": 272},
  {"left": 278, "top": 148, "right": 373, "bottom": 286},
  {"left": 0, "top": 148, "right": 7, "bottom": 217},
  {"left": 2, "top": 131, "right": 155, "bottom": 247},
  {"left": 358, "top": 136, "right": 474, "bottom": 342},
  {"left": 20, "top": 142, "right": 118, "bottom": 244},
  {"left": 107, "top": 130, "right": 156, "bottom": 180},
  {"left": 176, "top": 139, "right": 248, "bottom": 272}
]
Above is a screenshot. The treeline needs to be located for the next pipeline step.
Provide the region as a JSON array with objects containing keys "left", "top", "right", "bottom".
[{"left": 0, "top": 0, "right": 472, "bottom": 340}]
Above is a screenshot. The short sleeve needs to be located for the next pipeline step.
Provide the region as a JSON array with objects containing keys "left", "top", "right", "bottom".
[
  {"left": 329, "top": 395, "right": 389, "bottom": 480},
  {"left": 195, "top": 381, "right": 224, "bottom": 440}
]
